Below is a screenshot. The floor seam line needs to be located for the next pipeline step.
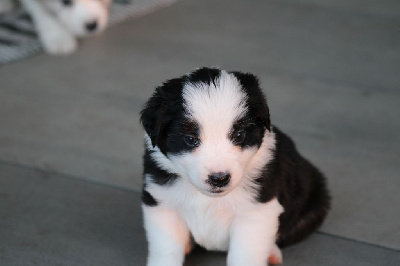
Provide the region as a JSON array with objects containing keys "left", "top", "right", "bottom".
[
  {"left": 0, "top": 158, "right": 142, "bottom": 194},
  {"left": 316, "top": 231, "right": 400, "bottom": 253}
]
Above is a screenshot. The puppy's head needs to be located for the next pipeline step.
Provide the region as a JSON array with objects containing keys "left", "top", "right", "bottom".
[
  {"left": 46, "top": 0, "right": 111, "bottom": 37},
  {"left": 141, "top": 68, "right": 272, "bottom": 197}
]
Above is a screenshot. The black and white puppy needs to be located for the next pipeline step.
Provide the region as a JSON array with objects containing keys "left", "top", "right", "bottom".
[{"left": 140, "top": 68, "right": 330, "bottom": 266}]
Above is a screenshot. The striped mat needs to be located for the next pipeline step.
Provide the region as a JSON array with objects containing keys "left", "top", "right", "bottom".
[{"left": 0, "top": 0, "right": 177, "bottom": 65}]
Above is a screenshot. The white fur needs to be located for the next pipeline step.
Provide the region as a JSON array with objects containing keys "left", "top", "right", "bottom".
[
  {"left": 142, "top": 204, "right": 190, "bottom": 266},
  {"left": 43, "top": 0, "right": 109, "bottom": 37},
  {"left": 143, "top": 176, "right": 283, "bottom": 265},
  {"left": 172, "top": 71, "right": 250, "bottom": 196},
  {"left": 227, "top": 198, "right": 283, "bottom": 266},
  {"left": 143, "top": 73, "right": 283, "bottom": 265},
  {"left": 19, "top": 0, "right": 110, "bottom": 55}
]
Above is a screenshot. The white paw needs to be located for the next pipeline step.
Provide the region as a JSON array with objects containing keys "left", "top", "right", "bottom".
[
  {"left": 268, "top": 244, "right": 283, "bottom": 265},
  {"left": 40, "top": 25, "right": 77, "bottom": 55}
]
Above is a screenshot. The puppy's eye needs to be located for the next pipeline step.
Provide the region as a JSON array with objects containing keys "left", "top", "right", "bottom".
[
  {"left": 184, "top": 135, "right": 200, "bottom": 147},
  {"left": 62, "top": 0, "right": 73, "bottom": 6},
  {"left": 232, "top": 131, "right": 246, "bottom": 144}
]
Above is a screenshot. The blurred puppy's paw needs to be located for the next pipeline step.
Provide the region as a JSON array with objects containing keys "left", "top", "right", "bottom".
[{"left": 41, "top": 25, "right": 77, "bottom": 55}]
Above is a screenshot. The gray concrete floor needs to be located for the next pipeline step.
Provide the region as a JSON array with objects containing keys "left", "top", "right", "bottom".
[{"left": 1, "top": 0, "right": 400, "bottom": 265}]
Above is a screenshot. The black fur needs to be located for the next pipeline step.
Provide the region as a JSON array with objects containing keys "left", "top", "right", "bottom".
[
  {"left": 142, "top": 188, "right": 158, "bottom": 207},
  {"left": 140, "top": 77, "right": 185, "bottom": 150},
  {"left": 230, "top": 115, "right": 265, "bottom": 149},
  {"left": 254, "top": 127, "right": 331, "bottom": 247},
  {"left": 186, "top": 67, "right": 220, "bottom": 87},
  {"left": 139, "top": 67, "right": 330, "bottom": 246},
  {"left": 143, "top": 148, "right": 179, "bottom": 186},
  {"left": 230, "top": 71, "right": 271, "bottom": 130}
]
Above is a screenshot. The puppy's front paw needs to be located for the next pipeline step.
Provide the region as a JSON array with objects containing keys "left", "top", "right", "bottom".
[
  {"left": 268, "top": 244, "right": 283, "bottom": 265},
  {"left": 40, "top": 26, "right": 77, "bottom": 55},
  {"left": 185, "top": 239, "right": 193, "bottom": 255}
]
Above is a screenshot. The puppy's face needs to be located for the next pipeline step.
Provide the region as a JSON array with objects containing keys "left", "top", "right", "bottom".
[
  {"left": 141, "top": 68, "right": 271, "bottom": 197},
  {"left": 45, "top": 0, "right": 111, "bottom": 37}
]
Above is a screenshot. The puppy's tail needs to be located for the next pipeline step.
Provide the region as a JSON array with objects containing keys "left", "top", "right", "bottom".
[{"left": 277, "top": 175, "right": 331, "bottom": 247}]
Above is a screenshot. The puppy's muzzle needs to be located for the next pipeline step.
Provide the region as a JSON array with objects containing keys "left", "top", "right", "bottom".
[{"left": 207, "top": 172, "right": 231, "bottom": 188}]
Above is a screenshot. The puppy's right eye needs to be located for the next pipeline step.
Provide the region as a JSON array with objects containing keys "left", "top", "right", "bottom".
[
  {"left": 62, "top": 0, "right": 73, "bottom": 6},
  {"left": 232, "top": 131, "right": 246, "bottom": 145},
  {"left": 184, "top": 135, "right": 200, "bottom": 147}
]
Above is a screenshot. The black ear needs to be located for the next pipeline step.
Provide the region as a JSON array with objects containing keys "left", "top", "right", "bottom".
[
  {"left": 139, "top": 78, "right": 183, "bottom": 147},
  {"left": 231, "top": 71, "right": 271, "bottom": 130},
  {"left": 140, "top": 87, "right": 167, "bottom": 147}
]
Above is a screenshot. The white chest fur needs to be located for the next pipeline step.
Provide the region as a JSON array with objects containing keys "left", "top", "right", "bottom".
[
  {"left": 177, "top": 191, "right": 233, "bottom": 251},
  {"left": 146, "top": 176, "right": 256, "bottom": 251},
  {"left": 144, "top": 175, "right": 284, "bottom": 266}
]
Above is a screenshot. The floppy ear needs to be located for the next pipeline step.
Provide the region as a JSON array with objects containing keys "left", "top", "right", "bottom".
[
  {"left": 231, "top": 71, "right": 271, "bottom": 130},
  {"left": 140, "top": 87, "right": 167, "bottom": 148},
  {"left": 140, "top": 78, "right": 182, "bottom": 147}
]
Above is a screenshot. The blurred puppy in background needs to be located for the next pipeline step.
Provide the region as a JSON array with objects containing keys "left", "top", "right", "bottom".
[{"left": 0, "top": 0, "right": 111, "bottom": 55}]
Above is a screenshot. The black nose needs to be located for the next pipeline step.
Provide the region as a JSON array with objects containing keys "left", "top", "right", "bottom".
[
  {"left": 86, "top": 21, "right": 98, "bottom": 32},
  {"left": 208, "top": 172, "right": 231, "bottom": 188}
]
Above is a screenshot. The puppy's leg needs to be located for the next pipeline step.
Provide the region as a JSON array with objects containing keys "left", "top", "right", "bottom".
[
  {"left": 143, "top": 205, "right": 190, "bottom": 266},
  {"left": 268, "top": 243, "right": 283, "bottom": 264},
  {"left": 19, "top": 0, "right": 77, "bottom": 55},
  {"left": 185, "top": 238, "right": 194, "bottom": 255},
  {"left": 227, "top": 198, "right": 284, "bottom": 266}
]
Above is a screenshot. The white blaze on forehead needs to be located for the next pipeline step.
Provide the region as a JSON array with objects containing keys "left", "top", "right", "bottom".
[{"left": 182, "top": 71, "right": 247, "bottom": 140}]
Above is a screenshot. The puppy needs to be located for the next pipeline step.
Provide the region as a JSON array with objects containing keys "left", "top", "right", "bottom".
[
  {"left": 18, "top": 0, "right": 111, "bottom": 55},
  {"left": 140, "top": 68, "right": 330, "bottom": 266}
]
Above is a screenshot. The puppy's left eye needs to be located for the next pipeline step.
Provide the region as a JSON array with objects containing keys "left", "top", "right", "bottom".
[{"left": 232, "top": 131, "right": 246, "bottom": 144}]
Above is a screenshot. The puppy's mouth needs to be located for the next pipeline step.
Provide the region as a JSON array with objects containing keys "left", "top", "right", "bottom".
[
  {"left": 204, "top": 187, "right": 231, "bottom": 197},
  {"left": 190, "top": 177, "right": 233, "bottom": 197},
  {"left": 210, "top": 188, "right": 225, "bottom": 194}
]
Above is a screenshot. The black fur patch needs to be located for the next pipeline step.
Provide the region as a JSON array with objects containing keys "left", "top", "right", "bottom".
[
  {"left": 161, "top": 119, "right": 201, "bottom": 155},
  {"left": 230, "top": 115, "right": 265, "bottom": 149},
  {"left": 230, "top": 71, "right": 271, "bottom": 130},
  {"left": 142, "top": 188, "right": 158, "bottom": 207},
  {"left": 186, "top": 67, "right": 220, "bottom": 87},
  {"left": 143, "top": 148, "right": 179, "bottom": 186},
  {"left": 254, "top": 127, "right": 331, "bottom": 247},
  {"left": 140, "top": 77, "right": 185, "bottom": 149}
]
